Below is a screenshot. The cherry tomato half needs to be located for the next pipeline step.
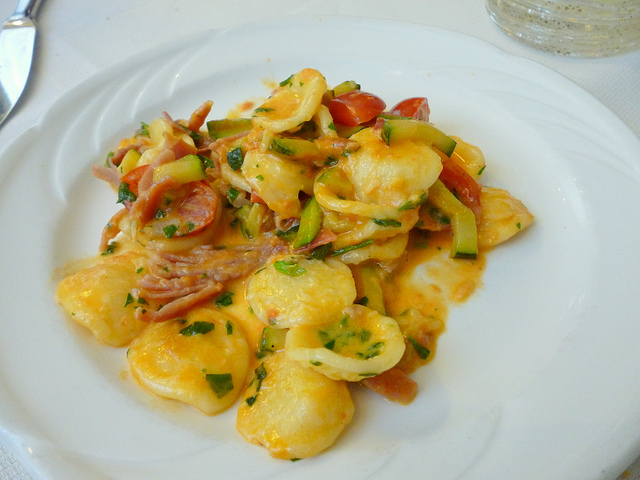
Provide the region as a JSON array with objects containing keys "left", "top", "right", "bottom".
[
  {"left": 120, "top": 164, "right": 150, "bottom": 197},
  {"left": 439, "top": 159, "right": 482, "bottom": 219},
  {"left": 389, "top": 97, "right": 430, "bottom": 122},
  {"left": 329, "top": 91, "right": 386, "bottom": 127}
]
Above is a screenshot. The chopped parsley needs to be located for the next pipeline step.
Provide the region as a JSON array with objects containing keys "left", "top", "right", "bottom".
[
  {"left": 274, "top": 258, "right": 306, "bottom": 276},
  {"left": 226, "top": 187, "right": 240, "bottom": 203},
  {"left": 163, "top": 224, "right": 178, "bottom": 239},
  {"left": 124, "top": 293, "right": 134, "bottom": 307},
  {"left": 245, "top": 363, "right": 267, "bottom": 407},
  {"left": 101, "top": 242, "right": 118, "bottom": 255},
  {"left": 398, "top": 192, "right": 427, "bottom": 211},
  {"left": 116, "top": 182, "right": 137, "bottom": 204},
  {"left": 179, "top": 321, "right": 215, "bottom": 336},
  {"left": 205, "top": 373, "right": 234, "bottom": 398},
  {"left": 372, "top": 218, "right": 402, "bottom": 228},
  {"left": 198, "top": 154, "right": 215, "bottom": 169},
  {"left": 215, "top": 292, "right": 234, "bottom": 308},
  {"left": 227, "top": 147, "right": 244, "bottom": 170},
  {"left": 279, "top": 74, "right": 294, "bottom": 87},
  {"left": 408, "top": 335, "right": 430, "bottom": 360},
  {"left": 138, "top": 121, "right": 150, "bottom": 137},
  {"left": 330, "top": 239, "right": 373, "bottom": 257}
]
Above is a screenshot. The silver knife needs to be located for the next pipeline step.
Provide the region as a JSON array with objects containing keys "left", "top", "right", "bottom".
[{"left": 0, "top": 0, "right": 44, "bottom": 128}]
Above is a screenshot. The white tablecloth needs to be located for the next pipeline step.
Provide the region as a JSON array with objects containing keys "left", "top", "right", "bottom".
[{"left": 0, "top": 1, "right": 638, "bottom": 479}]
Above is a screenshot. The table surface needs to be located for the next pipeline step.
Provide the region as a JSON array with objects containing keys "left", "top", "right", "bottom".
[{"left": 0, "top": 1, "right": 639, "bottom": 479}]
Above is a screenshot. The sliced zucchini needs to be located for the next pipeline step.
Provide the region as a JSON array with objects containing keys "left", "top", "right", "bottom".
[
  {"left": 293, "top": 197, "right": 323, "bottom": 248},
  {"left": 331, "top": 80, "right": 360, "bottom": 97},
  {"left": 234, "top": 203, "right": 268, "bottom": 239},
  {"left": 152, "top": 154, "right": 206, "bottom": 184},
  {"left": 381, "top": 118, "right": 457, "bottom": 157},
  {"left": 258, "top": 326, "right": 288, "bottom": 355},
  {"left": 119, "top": 148, "right": 141, "bottom": 175},
  {"left": 353, "top": 264, "right": 386, "bottom": 315},
  {"left": 315, "top": 167, "right": 354, "bottom": 199},
  {"left": 270, "top": 137, "right": 321, "bottom": 159},
  {"left": 426, "top": 180, "right": 478, "bottom": 259},
  {"left": 206, "top": 118, "right": 253, "bottom": 140}
]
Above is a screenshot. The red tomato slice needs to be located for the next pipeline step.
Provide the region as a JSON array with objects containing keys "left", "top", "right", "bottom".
[
  {"left": 329, "top": 91, "right": 386, "bottom": 127},
  {"left": 389, "top": 97, "right": 430, "bottom": 122},
  {"left": 439, "top": 159, "right": 482, "bottom": 219},
  {"left": 120, "top": 164, "right": 150, "bottom": 197}
]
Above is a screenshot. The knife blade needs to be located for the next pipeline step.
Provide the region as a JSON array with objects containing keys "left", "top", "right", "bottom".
[{"left": 0, "top": 0, "right": 44, "bottom": 128}]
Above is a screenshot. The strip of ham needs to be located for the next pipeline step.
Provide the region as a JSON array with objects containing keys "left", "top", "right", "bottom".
[
  {"left": 187, "top": 100, "right": 213, "bottom": 132},
  {"left": 146, "top": 235, "right": 289, "bottom": 282},
  {"left": 134, "top": 281, "right": 223, "bottom": 323},
  {"left": 134, "top": 234, "right": 289, "bottom": 322},
  {"left": 360, "top": 368, "right": 418, "bottom": 405},
  {"left": 92, "top": 164, "right": 121, "bottom": 190}
]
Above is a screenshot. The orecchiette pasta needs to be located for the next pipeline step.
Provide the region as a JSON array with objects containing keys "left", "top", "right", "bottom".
[
  {"left": 252, "top": 68, "right": 327, "bottom": 133},
  {"left": 477, "top": 186, "right": 535, "bottom": 248},
  {"left": 127, "top": 307, "right": 250, "bottom": 415},
  {"left": 56, "top": 251, "right": 149, "bottom": 347},
  {"left": 285, "top": 304, "right": 406, "bottom": 381},
  {"left": 247, "top": 255, "right": 357, "bottom": 328},
  {"left": 341, "top": 127, "right": 442, "bottom": 209},
  {"left": 236, "top": 351, "right": 354, "bottom": 459},
  {"left": 241, "top": 149, "right": 315, "bottom": 219}
]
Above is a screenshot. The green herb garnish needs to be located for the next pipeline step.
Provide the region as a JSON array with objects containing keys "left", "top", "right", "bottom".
[
  {"left": 163, "top": 224, "right": 179, "bottom": 239},
  {"left": 227, "top": 147, "right": 244, "bottom": 170},
  {"left": 274, "top": 258, "right": 307, "bottom": 276},
  {"left": 372, "top": 218, "right": 402, "bottom": 228},
  {"left": 215, "top": 292, "right": 234, "bottom": 308},
  {"left": 179, "top": 321, "right": 215, "bottom": 336},
  {"left": 330, "top": 239, "right": 373, "bottom": 257},
  {"left": 116, "top": 182, "right": 137, "bottom": 204},
  {"left": 408, "top": 335, "right": 430, "bottom": 360},
  {"left": 206, "top": 373, "right": 234, "bottom": 398}
]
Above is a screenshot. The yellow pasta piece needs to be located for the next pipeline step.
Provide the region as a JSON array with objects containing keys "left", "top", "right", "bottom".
[
  {"left": 56, "top": 251, "right": 148, "bottom": 347},
  {"left": 341, "top": 127, "right": 442, "bottom": 209},
  {"left": 477, "top": 186, "right": 534, "bottom": 248},
  {"left": 127, "top": 307, "right": 250, "bottom": 415},
  {"left": 246, "top": 255, "right": 357, "bottom": 328},
  {"left": 285, "top": 304, "right": 406, "bottom": 382},
  {"left": 252, "top": 68, "right": 327, "bottom": 133},
  {"left": 449, "top": 136, "right": 486, "bottom": 180},
  {"left": 241, "top": 149, "right": 315, "bottom": 219},
  {"left": 237, "top": 351, "right": 354, "bottom": 459},
  {"left": 333, "top": 232, "right": 409, "bottom": 266}
]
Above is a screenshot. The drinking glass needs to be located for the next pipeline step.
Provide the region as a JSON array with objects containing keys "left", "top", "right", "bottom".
[{"left": 486, "top": 0, "right": 640, "bottom": 57}]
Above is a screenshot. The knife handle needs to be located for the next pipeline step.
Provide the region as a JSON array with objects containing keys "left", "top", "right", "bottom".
[{"left": 13, "top": 0, "right": 44, "bottom": 20}]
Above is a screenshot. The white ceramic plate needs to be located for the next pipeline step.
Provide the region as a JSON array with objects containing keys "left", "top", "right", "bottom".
[{"left": 1, "top": 16, "right": 639, "bottom": 480}]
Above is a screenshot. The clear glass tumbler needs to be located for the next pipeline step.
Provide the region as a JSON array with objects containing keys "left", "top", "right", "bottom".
[{"left": 486, "top": 0, "right": 640, "bottom": 57}]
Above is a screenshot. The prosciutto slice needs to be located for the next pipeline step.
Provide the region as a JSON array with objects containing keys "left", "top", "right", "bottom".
[{"left": 135, "top": 234, "right": 289, "bottom": 322}]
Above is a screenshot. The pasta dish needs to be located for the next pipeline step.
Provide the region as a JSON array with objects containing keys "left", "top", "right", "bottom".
[{"left": 56, "top": 68, "right": 533, "bottom": 459}]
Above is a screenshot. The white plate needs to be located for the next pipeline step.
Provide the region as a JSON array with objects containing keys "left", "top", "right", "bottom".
[{"left": 1, "top": 16, "right": 639, "bottom": 480}]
